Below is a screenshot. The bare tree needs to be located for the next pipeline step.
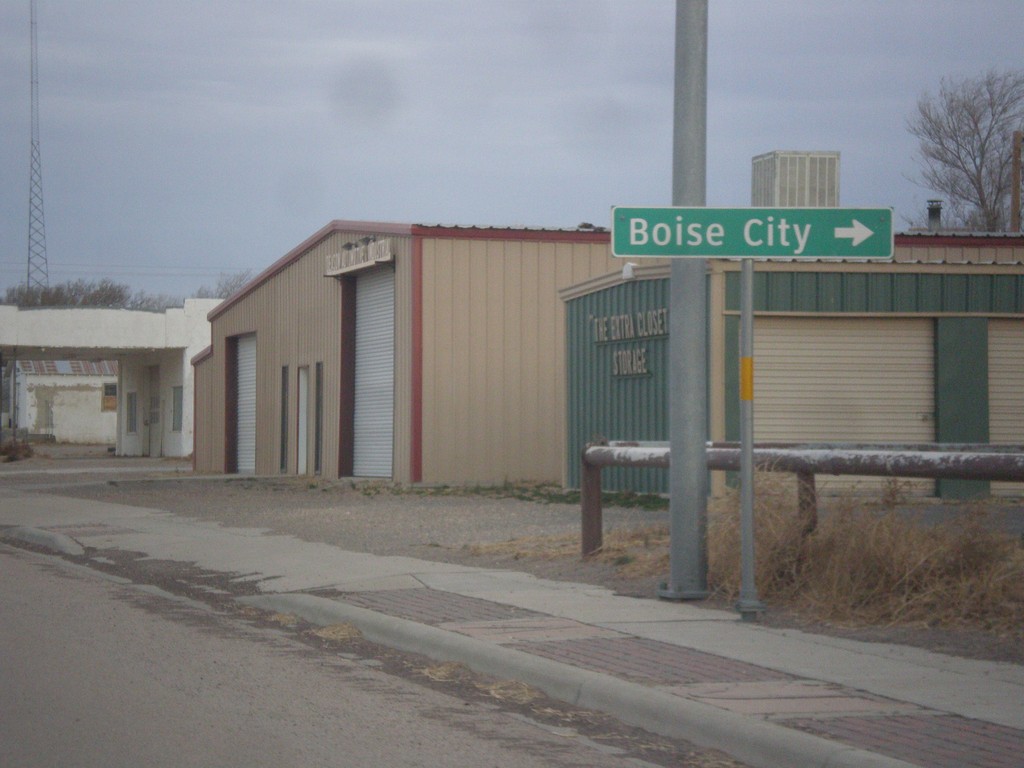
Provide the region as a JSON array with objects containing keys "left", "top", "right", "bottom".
[
  {"left": 3, "top": 271, "right": 254, "bottom": 309},
  {"left": 5, "top": 278, "right": 133, "bottom": 307},
  {"left": 127, "top": 290, "right": 185, "bottom": 311},
  {"left": 908, "top": 69, "right": 1024, "bottom": 231},
  {"left": 3, "top": 279, "right": 182, "bottom": 310},
  {"left": 193, "top": 270, "right": 253, "bottom": 299}
]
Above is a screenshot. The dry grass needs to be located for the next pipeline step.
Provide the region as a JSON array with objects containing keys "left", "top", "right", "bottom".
[
  {"left": 475, "top": 679, "right": 542, "bottom": 704},
  {"left": 308, "top": 622, "right": 362, "bottom": 642},
  {"left": 707, "top": 474, "right": 1024, "bottom": 634},
  {"left": 0, "top": 441, "right": 34, "bottom": 462},
  {"left": 267, "top": 612, "right": 300, "bottom": 627},
  {"left": 472, "top": 474, "right": 1024, "bottom": 636},
  {"left": 418, "top": 661, "right": 467, "bottom": 682}
]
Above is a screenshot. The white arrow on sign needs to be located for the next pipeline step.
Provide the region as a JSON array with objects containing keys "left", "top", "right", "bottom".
[{"left": 834, "top": 219, "right": 874, "bottom": 247}]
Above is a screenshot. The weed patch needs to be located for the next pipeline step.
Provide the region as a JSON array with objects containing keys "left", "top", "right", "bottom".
[
  {"left": 367, "top": 481, "right": 667, "bottom": 511},
  {"left": 705, "top": 475, "right": 1024, "bottom": 634},
  {"left": 469, "top": 473, "right": 1024, "bottom": 637},
  {"left": 0, "top": 441, "right": 33, "bottom": 462}
]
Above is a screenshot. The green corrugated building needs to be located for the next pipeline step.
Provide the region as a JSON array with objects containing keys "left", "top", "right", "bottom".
[{"left": 562, "top": 232, "right": 1024, "bottom": 499}]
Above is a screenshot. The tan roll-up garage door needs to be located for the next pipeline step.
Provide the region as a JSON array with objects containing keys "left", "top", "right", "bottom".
[
  {"left": 753, "top": 317, "right": 935, "bottom": 495},
  {"left": 353, "top": 267, "right": 395, "bottom": 478},
  {"left": 989, "top": 320, "right": 1024, "bottom": 497},
  {"left": 235, "top": 334, "right": 257, "bottom": 474}
]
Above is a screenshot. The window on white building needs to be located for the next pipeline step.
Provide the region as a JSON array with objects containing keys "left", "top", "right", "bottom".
[
  {"left": 126, "top": 392, "right": 138, "bottom": 433},
  {"left": 102, "top": 383, "right": 117, "bottom": 412},
  {"left": 171, "top": 386, "right": 183, "bottom": 432}
]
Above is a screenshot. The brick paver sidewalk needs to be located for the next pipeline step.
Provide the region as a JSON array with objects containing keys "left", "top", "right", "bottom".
[{"left": 337, "top": 586, "right": 1024, "bottom": 768}]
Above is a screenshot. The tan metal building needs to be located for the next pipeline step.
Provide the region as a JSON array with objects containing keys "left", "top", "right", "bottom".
[
  {"left": 192, "top": 220, "right": 622, "bottom": 484},
  {"left": 194, "top": 223, "right": 1023, "bottom": 494}
]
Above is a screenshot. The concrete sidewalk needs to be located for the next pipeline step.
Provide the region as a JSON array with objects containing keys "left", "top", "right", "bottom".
[{"left": 2, "top": 486, "right": 1022, "bottom": 768}]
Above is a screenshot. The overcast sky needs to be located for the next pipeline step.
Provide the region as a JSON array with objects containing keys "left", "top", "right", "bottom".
[{"left": 1, "top": 1, "right": 1021, "bottom": 298}]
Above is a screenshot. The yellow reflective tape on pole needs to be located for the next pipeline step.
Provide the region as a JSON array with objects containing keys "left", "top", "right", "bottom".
[{"left": 740, "top": 357, "right": 754, "bottom": 401}]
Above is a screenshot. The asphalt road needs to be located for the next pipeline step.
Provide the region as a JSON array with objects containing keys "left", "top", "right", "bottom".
[{"left": 0, "top": 544, "right": 689, "bottom": 768}]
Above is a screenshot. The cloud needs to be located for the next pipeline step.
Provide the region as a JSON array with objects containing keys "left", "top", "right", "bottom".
[
  {"left": 329, "top": 58, "right": 404, "bottom": 128},
  {"left": 1, "top": 0, "right": 1022, "bottom": 296}
]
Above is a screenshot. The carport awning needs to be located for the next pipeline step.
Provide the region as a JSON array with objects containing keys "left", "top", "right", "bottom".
[
  {"left": 1, "top": 343, "right": 164, "bottom": 362},
  {"left": 0, "top": 305, "right": 183, "bottom": 363}
]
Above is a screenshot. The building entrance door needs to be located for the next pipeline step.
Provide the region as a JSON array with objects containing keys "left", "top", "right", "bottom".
[
  {"left": 297, "top": 366, "right": 309, "bottom": 474},
  {"left": 353, "top": 268, "right": 395, "bottom": 477},
  {"left": 145, "top": 365, "right": 161, "bottom": 457}
]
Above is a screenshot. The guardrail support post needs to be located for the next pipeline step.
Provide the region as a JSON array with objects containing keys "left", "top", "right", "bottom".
[
  {"left": 581, "top": 451, "right": 603, "bottom": 557},
  {"left": 796, "top": 471, "right": 817, "bottom": 537}
]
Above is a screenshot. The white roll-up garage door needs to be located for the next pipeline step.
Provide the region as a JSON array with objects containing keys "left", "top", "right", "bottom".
[
  {"left": 353, "top": 268, "right": 395, "bottom": 477},
  {"left": 753, "top": 317, "right": 935, "bottom": 494},
  {"left": 235, "top": 334, "right": 257, "bottom": 474},
  {"left": 989, "top": 320, "right": 1024, "bottom": 497}
]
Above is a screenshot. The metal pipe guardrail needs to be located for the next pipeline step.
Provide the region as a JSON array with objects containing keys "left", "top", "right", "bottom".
[{"left": 580, "top": 441, "right": 1024, "bottom": 557}]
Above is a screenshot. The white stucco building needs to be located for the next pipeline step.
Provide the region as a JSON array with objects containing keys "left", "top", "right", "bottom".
[
  {"left": 0, "top": 299, "right": 219, "bottom": 457},
  {"left": 11, "top": 360, "right": 118, "bottom": 444}
]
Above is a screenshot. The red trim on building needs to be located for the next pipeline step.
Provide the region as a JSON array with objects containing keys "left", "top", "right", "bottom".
[
  {"left": 409, "top": 224, "right": 610, "bottom": 244},
  {"left": 224, "top": 336, "right": 238, "bottom": 473},
  {"left": 410, "top": 236, "right": 424, "bottom": 483},
  {"left": 210, "top": 224, "right": 1021, "bottom": 325},
  {"left": 338, "top": 278, "right": 356, "bottom": 477},
  {"left": 895, "top": 232, "right": 1024, "bottom": 248}
]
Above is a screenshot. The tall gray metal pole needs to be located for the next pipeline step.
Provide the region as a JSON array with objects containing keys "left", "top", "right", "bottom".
[
  {"left": 1012, "top": 130, "right": 1021, "bottom": 233},
  {"left": 27, "top": 0, "right": 48, "bottom": 290},
  {"left": 658, "top": 0, "right": 709, "bottom": 600},
  {"left": 736, "top": 258, "right": 765, "bottom": 619}
]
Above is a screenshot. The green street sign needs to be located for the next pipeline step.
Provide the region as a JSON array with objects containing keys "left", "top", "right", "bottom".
[{"left": 611, "top": 206, "right": 893, "bottom": 260}]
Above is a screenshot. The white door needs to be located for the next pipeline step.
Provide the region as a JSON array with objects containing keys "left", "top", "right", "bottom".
[
  {"left": 353, "top": 268, "right": 395, "bottom": 477},
  {"left": 235, "top": 335, "right": 257, "bottom": 474},
  {"left": 147, "top": 365, "right": 161, "bottom": 458}
]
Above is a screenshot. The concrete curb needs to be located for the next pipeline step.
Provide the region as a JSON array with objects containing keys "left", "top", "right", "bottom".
[
  {"left": 243, "top": 592, "right": 918, "bottom": 768},
  {"left": 1, "top": 526, "right": 85, "bottom": 556}
]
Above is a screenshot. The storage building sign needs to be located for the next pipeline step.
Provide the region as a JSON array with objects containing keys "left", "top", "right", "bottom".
[
  {"left": 590, "top": 307, "right": 668, "bottom": 377},
  {"left": 325, "top": 238, "right": 394, "bottom": 276}
]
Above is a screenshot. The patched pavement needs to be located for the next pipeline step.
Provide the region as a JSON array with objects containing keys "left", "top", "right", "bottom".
[{"left": 2, "top": 481, "right": 1023, "bottom": 768}]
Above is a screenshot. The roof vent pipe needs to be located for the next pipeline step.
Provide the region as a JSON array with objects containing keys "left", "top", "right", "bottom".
[{"left": 927, "top": 200, "right": 942, "bottom": 232}]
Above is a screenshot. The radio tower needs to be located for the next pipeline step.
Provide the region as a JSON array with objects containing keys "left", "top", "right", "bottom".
[{"left": 27, "top": 0, "right": 48, "bottom": 289}]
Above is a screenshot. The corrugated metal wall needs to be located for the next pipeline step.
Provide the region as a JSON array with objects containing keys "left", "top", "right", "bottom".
[
  {"left": 194, "top": 229, "right": 413, "bottom": 478},
  {"left": 419, "top": 237, "right": 618, "bottom": 484},
  {"left": 192, "top": 354, "right": 218, "bottom": 471},
  {"left": 565, "top": 278, "right": 670, "bottom": 492},
  {"left": 392, "top": 238, "right": 414, "bottom": 483},
  {"left": 564, "top": 260, "right": 1022, "bottom": 497},
  {"left": 725, "top": 270, "right": 1024, "bottom": 314}
]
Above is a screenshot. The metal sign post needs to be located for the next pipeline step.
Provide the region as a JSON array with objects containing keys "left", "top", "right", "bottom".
[
  {"left": 619, "top": 2, "right": 893, "bottom": 618},
  {"left": 736, "top": 258, "right": 765, "bottom": 620},
  {"left": 611, "top": 203, "right": 893, "bottom": 617},
  {"left": 659, "top": 0, "right": 710, "bottom": 601}
]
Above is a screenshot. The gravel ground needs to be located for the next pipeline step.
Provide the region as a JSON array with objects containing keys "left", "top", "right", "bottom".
[
  {"left": 53, "top": 475, "right": 665, "bottom": 597},
  {"left": 3, "top": 444, "right": 664, "bottom": 595},
  {"left": 5, "top": 443, "right": 1023, "bottom": 665}
]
